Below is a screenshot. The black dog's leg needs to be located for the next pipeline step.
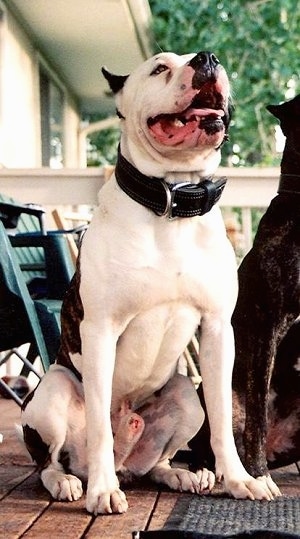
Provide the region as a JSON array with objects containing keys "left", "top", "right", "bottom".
[
  {"left": 239, "top": 322, "right": 277, "bottom": 477},
  {"left": 232, "top": 238, "right": 298, "bottom": 479},
  {"left": 267, "top": 320, "right": 300, "bottom": 469}
]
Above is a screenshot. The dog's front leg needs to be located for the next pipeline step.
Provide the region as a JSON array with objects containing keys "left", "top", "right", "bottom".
[
  {"left": 199, "top": 315, "right": 274, "bottom": 501},
  {"left": 81, "top": 320, "right": 128, "bottom": 515}
]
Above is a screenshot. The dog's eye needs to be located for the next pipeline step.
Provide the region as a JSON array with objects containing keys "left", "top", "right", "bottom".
[{"left": 150, "top": 64, "right": 169, "bottom": 76}]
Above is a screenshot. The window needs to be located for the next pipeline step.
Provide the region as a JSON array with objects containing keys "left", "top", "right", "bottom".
[{"left": 39, "top": 68, "right": 64, "bottom": 167}]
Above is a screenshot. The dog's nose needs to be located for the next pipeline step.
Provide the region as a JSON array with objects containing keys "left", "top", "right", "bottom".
[
  {"left": 188, "top": 51, "right": 220, "bottom": 87},
  {"left": 188, "top": 51, "right": 220, "bottom": 71}
]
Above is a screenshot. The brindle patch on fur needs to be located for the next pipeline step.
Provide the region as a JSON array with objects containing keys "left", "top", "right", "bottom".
[
  {"left": 56, "top": 256, "right": 83, "bottom": 381},
  {"left": 23, "top": 424, "right": 50, "bottom": 469},
  {"left": 21, "top": 386, "right": 37, "bottom": 410}
]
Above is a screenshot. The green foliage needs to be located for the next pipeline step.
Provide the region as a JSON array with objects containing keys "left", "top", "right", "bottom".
[
  {"left": 148, "top": 0, "right": 300, "bottom": 166},
  {"left": 86, "top": 118, "right": 120, "bottom": 166}
]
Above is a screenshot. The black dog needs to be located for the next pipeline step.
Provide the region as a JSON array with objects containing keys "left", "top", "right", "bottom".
[
  {"left": 232, "top": 95, "right": 300, "bottom": 481},
  {"left": 189, "top": 95, "right": 300, "bottom": 486}
]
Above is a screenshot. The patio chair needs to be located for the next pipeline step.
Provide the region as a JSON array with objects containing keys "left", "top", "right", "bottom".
[
  {"left": 0, "top": 195, "right": 76, "bottom": 294},
  {"left": 0, "top": 197, "right": 77, "bottom": 405}
]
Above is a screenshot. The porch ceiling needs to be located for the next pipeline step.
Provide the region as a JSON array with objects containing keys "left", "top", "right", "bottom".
[{"left": 8, "top": 0, "right": 153, "bottom": 116}]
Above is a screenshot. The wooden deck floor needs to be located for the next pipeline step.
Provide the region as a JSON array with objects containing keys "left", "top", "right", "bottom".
[{"left": 0, "top": 398, "right": 299, "bottom": 539}]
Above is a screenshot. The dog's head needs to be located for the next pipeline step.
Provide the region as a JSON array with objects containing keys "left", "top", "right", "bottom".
[
  {"left": 267, "top": 94, "right": 300, "bottom": 138},
  {"left": 102, "top": 51, "right": 232, "bottom": 176},
  {"left": 267, "top": 95, "right": 300, "bottom": 175}
]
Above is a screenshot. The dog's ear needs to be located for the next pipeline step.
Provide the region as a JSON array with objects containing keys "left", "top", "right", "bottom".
[
  {"left": 266, "top": 103, "right": 282, "bottom": 121},
  {"left": 101, "top": 67, "right": 129, "bottom": 93},
  {"left": 267, "top": 97, "right": 300, "bottom": 136},
  {"left": 267, "top": 95, "right": 300, "bottom": 122},
  {"left": 266, "top": 103, "right": 291, "bottom": 135}
]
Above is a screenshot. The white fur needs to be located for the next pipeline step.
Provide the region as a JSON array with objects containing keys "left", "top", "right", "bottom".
[{"left": 22, "top": 52, "right": 276, "bottom": 514}]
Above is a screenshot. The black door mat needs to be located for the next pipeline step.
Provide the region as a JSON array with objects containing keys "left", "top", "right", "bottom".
[{"left": 133, "top": 493, "right": 300, "bottom": 538}]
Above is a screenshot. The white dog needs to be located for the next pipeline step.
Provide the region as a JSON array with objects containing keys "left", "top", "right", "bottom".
[{"left": 21, "top": 51, "right": 277, "bottom": 515}]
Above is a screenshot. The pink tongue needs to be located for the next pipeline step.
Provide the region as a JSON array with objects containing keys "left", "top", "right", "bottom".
[
  {"left": 148, "top": 107, "right": 225, "bottom": 146},
  {"left": 185, "top": 107, "right": 224, "bottom": 119},
  {"left": 150, "top": 119, "right": 200, "bottom": 145}
]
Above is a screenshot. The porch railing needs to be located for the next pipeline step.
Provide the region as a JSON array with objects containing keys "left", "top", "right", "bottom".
[
  {"left": 0, "top": 166, "right": 280, "bottom": 253},
  {"left": 0, "top": 166, "right": 280, "bottom": 379}
]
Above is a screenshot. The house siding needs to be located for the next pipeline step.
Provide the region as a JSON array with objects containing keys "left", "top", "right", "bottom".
[{"left": 0, "top": 2, "right": 81, "bottom": 168}]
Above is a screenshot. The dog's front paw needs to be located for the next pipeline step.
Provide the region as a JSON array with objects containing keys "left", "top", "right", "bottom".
[
  {"left": 224, "top": 474, "right": 280, "bottom": 501},
  {"left": 86, "top": 487, "right": 128, "bottom": 515},
  {"left": 256, "top": 474, "right": 282, "bottom": 497}
]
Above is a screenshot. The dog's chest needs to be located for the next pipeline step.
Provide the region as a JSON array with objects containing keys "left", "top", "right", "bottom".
[
  {"left": 77, "top": 186, "right": 237, "bottom": 409},
  {"left": 81, "top": 201, "right": 237, "bottom": 331},
  {"left": 132, "top": 245, "right": 218, "bottom": 308}
]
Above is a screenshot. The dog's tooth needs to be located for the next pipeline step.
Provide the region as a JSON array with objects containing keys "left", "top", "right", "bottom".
[{"left": 173, "top": 118, "right": 184, "bottom": 127}]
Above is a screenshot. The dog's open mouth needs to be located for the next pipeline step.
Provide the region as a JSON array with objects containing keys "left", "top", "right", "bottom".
[{"left": 147, "top": 82, "right": 227, "bottom": 147}]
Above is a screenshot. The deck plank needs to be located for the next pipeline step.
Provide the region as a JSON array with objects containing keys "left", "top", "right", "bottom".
[
  {"left": 0, "top": 472, "right": 51, "bottom": 538},
  {"left": 148, "top": 491, "right": 181, "bottom": 531},
  {"left": 85, "top": 489, "right": 159, "bottom": 538},
  {"left": 0, "top": 399, "right": 36, "bottom": 500},
  {"left": 0, "top": 398, "right": 299, "bottom": 538},
  {"left": 0, "top": 399, "right": 164, "bottom": 538},
  {"left": 21, "top": 498, "right": 92, "bottom": 538}
]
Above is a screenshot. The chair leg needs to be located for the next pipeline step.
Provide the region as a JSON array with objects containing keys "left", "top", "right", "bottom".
[
  {"left": 11, "top": 347, "right": 42, "bottom": 379},
  {"left": 0, "top": 344, "right": 42, "bottom": 405},
  {"left": 19, "top": 343, "right": 41, "bottom": 378},
  {"left": 0, "top": 377, "right": 23, "bottom": 406}
]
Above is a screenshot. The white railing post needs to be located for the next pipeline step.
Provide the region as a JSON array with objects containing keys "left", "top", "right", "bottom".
[{"left": 241, "top": 207, "right": 253, "bottom": 255}]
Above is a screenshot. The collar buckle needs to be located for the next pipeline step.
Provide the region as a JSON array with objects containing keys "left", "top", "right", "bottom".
[
  {"left": 156, "top": 181, "right": 193, "bottom": 219},
  {"left": 169, "top": 182, "right": 194, "bottom": 220},
  {"left": 156, "top": 179, "right": 192, "bottom": 221}
]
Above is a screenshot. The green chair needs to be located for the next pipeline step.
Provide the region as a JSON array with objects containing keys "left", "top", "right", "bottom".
[
  {"left": 0, "top": 195, "right": 76, "bottom": 297},
  {"left": 0, "top": 197, "right": 77, "bottom": 405}
]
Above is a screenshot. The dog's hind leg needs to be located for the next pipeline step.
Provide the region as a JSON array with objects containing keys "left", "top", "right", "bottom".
[
  {"left": 123, "top": 374, "right": 213, "bottom": 492},
  {"left": 41, "top": 462, "right": 83, "bottom": 501},
  {"left": 149, "top": 458, "right": 215, "bottom": 493},
  {"left": 39, "top": 424, "right": 84, "bottom": 502},
  {"left": 21, "top": 365, "right": 86, "bottom": 502}
]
